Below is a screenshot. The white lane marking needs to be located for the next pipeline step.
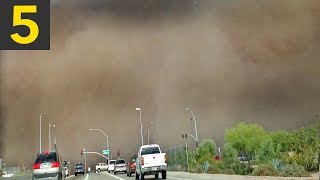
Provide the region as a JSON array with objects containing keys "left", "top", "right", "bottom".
[
  {"left": 168, "top": 176, "right": 192, "bottom": 180},
  {"left": 103, "top": 172, "right": 126, "bottom": 180},
  {"left": 84, "top": 174, "right": 89, "bottom": 180},
  {"left": 66, "top": 175, "right": 75, "bottom": 179}
]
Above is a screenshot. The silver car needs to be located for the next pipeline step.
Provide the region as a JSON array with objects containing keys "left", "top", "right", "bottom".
[
  {"left": 114, "top": 159, "right": 127, "bottom": 175},
  {"left": 32, "top": 151, "right": 65, "bottom": 180}
]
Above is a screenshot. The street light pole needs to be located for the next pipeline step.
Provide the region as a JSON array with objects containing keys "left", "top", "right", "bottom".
[
  {"left": 186, "top": 108, "right": 199, "bottom": 148},
  {"left": 89, "top": 128, "right": 110, "bottom": 163},
  {"left": 83, "top": 149, "right": 86, "bottom": 174},
  {"left": 136, "top": 108, "right": 143, "bottom": 146},
  {"left": 68, "top": 162, "right": 70, "bottom": 176},
  {"left": 40, "top": 113, "right": 43, "bottom": 153},
  {"left": 49, "top": 123, "right": 55, "bottom": 151},
  {"left": 148, "top": 129, "right": 150, "bottom": 145}
]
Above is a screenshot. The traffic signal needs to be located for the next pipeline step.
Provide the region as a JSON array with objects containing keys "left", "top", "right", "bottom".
[
  {"left": 54, "top": 144, "right": 57, "bottom": 150},
  {"left": 117, "top": 149, "right": 120, "bottom": 157},
  {"left": 81, "top": 149, "right": 83, "bottom": 156},
  {"left": 182, "top": 134, "right": 187, "bottom": 139},
  {"left": 196, "top": 141, "right": 198, "bottom": 147}
]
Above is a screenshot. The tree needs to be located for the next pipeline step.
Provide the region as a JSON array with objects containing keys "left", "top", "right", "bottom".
[
  {"left": 255, "top": 137, "right": 281, "bottom": 164},
  {"left": 269, "top": 130, "right": 293, "bottom": 152},
  {"left": 225, "top": 122, "right": 266, "bottom": 171},
  {"left": 221, "top": 143, "right": 238, "bottom": 169},
  {"left": 290, "top": 124, "right": 320, "bottom": 171},
  {"left": 196, "top": 139, "right": 217, "bottom": 165}
]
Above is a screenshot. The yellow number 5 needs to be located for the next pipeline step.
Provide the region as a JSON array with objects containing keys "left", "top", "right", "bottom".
[{"left": 10, "top": 5, "right": 39, "bottom": 45}]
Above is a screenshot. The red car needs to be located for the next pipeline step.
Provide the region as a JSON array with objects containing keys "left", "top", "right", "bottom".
[{"left": 126, "top": 155, "right": 137, "bottom": 177}]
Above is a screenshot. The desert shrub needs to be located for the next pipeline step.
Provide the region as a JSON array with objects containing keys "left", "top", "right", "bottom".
[
  {"left": 196, "top": 139, "right": 217, "bottom": 165},
  {"left": 255, "top": 138, "right": 281, "bottom": 164},
  {"left": 281, "top": 163, "right": 310, "bottom": 177},
  {"left": 221, "top": 143, "right": 238, "bottom": 169},
  {"left": 233, "top": 162, "right": 252, "bottom": 175},
  {"left": 251, "top": 164, "right": 280, "bottom": 176}
]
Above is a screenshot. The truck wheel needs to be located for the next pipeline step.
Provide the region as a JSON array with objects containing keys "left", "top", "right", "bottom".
[
  {"left": 135, "top": 172, "right": 139, "bottom": 180},
  {"left": 155, "top": 173, "right": 159, "bottom": 179},
  {"left": 162, "top": 170, "right": 167, "bottom": 179},
  {"left": 114, "top": 171, "right": 117, "bottom": 175}
]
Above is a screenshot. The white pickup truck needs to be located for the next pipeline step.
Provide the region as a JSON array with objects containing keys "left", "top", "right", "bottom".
[
  {"left": 95, "top": 162, "right": 108, "bottom": 173},
  {"left": 135, "top": 144, "right": 167, "bottom": 180}
]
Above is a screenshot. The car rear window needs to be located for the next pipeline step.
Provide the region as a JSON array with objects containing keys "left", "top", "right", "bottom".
[
  {"left": 109, "top": 161, "right": 115, "bottom": 164},
  {"left": 141, "top": 147, "right": 160, "bottom": 155},
  {"left": 116, "top": 160, "right": 125, "bottom": 164},
  {"left": 76, "top": 164, "right": 83, "bottom": 169},
  {"left": 35, "top": 153, "right": 57, "bottom": 163}
]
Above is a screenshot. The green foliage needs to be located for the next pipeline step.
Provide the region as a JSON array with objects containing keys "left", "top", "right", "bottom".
[
  {"left": 281, "top": 163, "right": 310, "bottom": 177},
  {"left": 206, "top": 164, "right": 222, "bottom": 174},
  {"left": 251, "top": 164, "right": 280, "bottom": 176},
  {"left": 221, "top": 143, "right": 238, "bottom": 169},
  {"left": 225, "top": 122, "right": 266, "bottom": 157},
  {"left": 223, "top": 168, "right": 236, "bottom": 175},
  {"left": 290, "top": 124, "right": 320, "bottom": 171},
  {"left": 268, "top": 130, "right": 293, "bottom": 152},
  {"left": 196, "top": 139, "right": 217, "bottom": 165},
  {"left": 232, "top": 162, "right": 252, "bottom": 175},
  {"left": 255, "top": 138, "right": 281, "bottom": 164}
]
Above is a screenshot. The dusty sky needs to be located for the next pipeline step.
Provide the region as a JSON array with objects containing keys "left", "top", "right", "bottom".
[{"left": 1, "top": 0, "right": 320, "bottom": 168}]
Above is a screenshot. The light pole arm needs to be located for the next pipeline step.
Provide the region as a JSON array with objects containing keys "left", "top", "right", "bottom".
[
  {"left": 83, "top": 152, "right": 108, "bottom": 160},
  {"left": 189, "top": 134, "right": 197, "bottom": 142},
  {"left": 188, "top": 109, "right": 198, "bottom": 142}
]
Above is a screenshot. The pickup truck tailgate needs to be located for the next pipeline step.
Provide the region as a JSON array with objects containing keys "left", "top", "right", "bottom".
[{"left": 142, "top": 153, "right": 166, "bottom": 167}]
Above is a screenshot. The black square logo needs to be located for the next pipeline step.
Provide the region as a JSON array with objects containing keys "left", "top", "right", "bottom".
[{"left": 0, "top": 0, "right": 50, "bottom": 50}]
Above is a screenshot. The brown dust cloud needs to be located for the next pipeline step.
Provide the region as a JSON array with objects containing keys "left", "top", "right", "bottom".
[{"left": 1, "top": 0, "right": 320, "bottom": 167}]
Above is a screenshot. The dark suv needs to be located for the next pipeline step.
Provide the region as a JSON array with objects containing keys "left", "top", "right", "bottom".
[
  {"left": 75, "top": 163, "right": 85, "bottom": 176},
  {"left": 126, "top": 155, "right": 137, "bottom": 177},
  {"left": 32, "top": 151, "right": 65, "bottom": 180}
]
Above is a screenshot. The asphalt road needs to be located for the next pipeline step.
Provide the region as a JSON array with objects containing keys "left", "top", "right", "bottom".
[{"left": 0, "top": 171, "right": 318, "bottom": 180}]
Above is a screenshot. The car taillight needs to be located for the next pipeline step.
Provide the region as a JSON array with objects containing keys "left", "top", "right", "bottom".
[
  {"left": 33, "top": 163, "right": 40, "bottom": 169},
  {"left": 141, "top": 157, "right": 144, "bottom": 166},
  {"left": 51, "top": 162, "right": 60, "bottom": 168}
]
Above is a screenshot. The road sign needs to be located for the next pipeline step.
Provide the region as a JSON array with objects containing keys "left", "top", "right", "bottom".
[{"left": 102, "top": 150, "right": 109, "bottom": 155}]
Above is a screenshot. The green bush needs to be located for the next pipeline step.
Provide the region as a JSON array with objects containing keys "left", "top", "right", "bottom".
[
  {"left": 251, "top": 164, "right": 280, "bottom": 176},
  {"left": 196, "top": 139, "right": 217, "bottom": 165},
  {"left": 255, "top": 138, "right": 281, "bottom": 164},
  {"left": 232, "top": 162, "right": 252, "bottom": 175},
  {"left": 221, "top": 143, "right": 238, "bottom": 169},
  {"left": 281, "top": 163, "right": 310, "bottom": 177}
]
